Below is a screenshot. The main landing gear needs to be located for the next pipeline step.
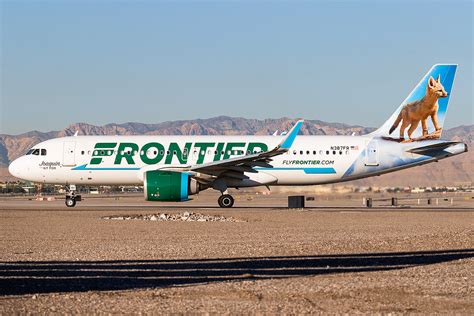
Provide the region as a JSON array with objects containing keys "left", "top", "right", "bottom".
[
  {"left": 65, "top": 185, "right": 81, "bottom": 208},
  {"left": 213, "top": 181, "right": 234, "bottom": 208},
  {"left": 218, "top": 194, "right": 234, "bottom": 208}
]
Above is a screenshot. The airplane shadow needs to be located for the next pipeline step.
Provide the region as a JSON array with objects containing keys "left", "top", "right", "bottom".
[{"left": 0, "top": 249, "right": 472, "bottom": 296}]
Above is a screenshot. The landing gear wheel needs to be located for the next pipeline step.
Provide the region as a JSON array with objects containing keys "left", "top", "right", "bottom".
[
  {"left": 65, "top": 197, "right": 76, "bottom": 207},
  {"left": 218, "top": 194, "right": 234, "bottom": 208}
]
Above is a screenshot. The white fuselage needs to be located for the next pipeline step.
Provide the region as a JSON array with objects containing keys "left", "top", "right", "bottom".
[{"left": 8, "top": 134, "right": 467, "bottom": 188}]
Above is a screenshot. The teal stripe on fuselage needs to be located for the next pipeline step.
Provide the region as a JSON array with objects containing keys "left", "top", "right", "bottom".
[
  {"left": 71, "top": 164, "right": 140, "bottom": 171},
  {"left": 71, "top": 165, "right": 336, "bottom": 174},
  {"left": 255, "top": 167, "right": 336, "bottom": 174}
]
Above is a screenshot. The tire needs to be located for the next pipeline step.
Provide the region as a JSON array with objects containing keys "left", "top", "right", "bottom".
[
  {"left": 65, "top": 197, "right": 76, "bottom": 207},
  {"left": 218, "top": 194, "right": 234, "bottom": 208}
]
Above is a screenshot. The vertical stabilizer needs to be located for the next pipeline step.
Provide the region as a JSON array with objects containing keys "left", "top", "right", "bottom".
[{"left": 374, "top": 64, "right": 457, "bottom": 141}]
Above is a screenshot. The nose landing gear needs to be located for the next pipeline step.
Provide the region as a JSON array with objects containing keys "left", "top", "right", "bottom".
[
  {"left": 218, "top": 194, "right": 234, "bottom": 208},
  {"left": 65, "top": 185, "right": 81, "bottom": 207},
  {"left": 65, "top": 196, "right": 77, "bottom": 207}
]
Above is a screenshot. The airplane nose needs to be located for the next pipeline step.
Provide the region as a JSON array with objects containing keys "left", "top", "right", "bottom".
[{"left": 8, "top": 159, "right": 21, "bottom": 178}]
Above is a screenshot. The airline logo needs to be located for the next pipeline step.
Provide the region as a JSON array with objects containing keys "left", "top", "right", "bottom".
[{"left": 90, "top": 142, "right": 269, "bottom": 165}]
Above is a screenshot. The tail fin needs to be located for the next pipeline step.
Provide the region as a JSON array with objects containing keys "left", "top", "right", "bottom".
[{"left": 374, "top": 64, "right": 457, "bottom": 140}]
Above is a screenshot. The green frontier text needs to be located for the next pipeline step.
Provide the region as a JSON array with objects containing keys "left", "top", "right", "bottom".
[{"left": 90, "top": 142, "right": 268, "bottom": 165}]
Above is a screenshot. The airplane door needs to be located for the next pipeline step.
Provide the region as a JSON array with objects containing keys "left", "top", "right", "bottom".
[
  {"left": 63, "top": 142, "right": 76, "bottom": 166},
  {"left": 365, "top": 140, "right": 379, "bottom": 166}
]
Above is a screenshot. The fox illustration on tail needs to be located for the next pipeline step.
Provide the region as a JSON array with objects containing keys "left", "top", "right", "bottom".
[{"left": 389, "top": 75, "right": 448, "bottom": 140}]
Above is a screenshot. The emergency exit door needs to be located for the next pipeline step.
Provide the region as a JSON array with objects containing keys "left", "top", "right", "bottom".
[
  {"left": 365, "top": 140, "right": 379, "bottom": 166},
  {"left": 63, "top": 142, "right": 76, "bottom": 166}
]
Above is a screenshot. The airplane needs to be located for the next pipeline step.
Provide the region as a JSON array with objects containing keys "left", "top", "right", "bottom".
[{"left": 8, "top": 64, "right": 467, "bottom": 208}]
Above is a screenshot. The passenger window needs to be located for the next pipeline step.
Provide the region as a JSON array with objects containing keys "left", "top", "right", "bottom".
[
  {"left": 300, "top": 150, "right": 303, "bottom": 155},
  {"left": 81, "top": 151, "right": 85, "bottom": 155},
  {"left": 41, "top": 149, "right": 47, "bottom": 156},
  {"left": 313, "top": 150, "right": 316, "bottom": 155},
  {"left": 326, "top": 150, "right": 329, "bottom": 155}
]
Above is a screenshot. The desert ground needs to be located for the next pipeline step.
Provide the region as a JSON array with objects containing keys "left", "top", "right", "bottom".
[{"left": 0, "top": 191, "right": 473, "bottom": 314}]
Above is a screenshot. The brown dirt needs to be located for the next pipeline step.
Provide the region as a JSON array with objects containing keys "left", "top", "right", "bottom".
[{"left": 0, "top": 193, "right": 473, "bottom": 313}]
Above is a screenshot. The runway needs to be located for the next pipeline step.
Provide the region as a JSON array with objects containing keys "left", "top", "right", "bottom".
[{"left": 0, "top": 192, "right": 473, "bottom": 313}]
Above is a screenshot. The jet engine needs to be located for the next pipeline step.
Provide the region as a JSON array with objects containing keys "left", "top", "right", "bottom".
[{"left": 143, "top": 170, "right": 200, "bottom": 201}]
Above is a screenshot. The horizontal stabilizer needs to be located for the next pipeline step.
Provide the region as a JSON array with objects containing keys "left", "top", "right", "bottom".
[{"left": 407, "top": 141, "right": 462, "bottom": 156}]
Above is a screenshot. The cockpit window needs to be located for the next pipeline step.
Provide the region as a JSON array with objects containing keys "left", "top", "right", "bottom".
[{"left": 26, "top": 148, "right": 46, "bottom": 155}]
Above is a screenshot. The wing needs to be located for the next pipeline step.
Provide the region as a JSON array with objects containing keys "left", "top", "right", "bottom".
[{"left": 162, "top": 120, "right": 303, "bottom": 182}]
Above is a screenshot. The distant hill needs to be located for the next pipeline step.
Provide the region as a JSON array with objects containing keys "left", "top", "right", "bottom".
[{"left": 0, "top": 117, "right": 472, "bottom": 186}]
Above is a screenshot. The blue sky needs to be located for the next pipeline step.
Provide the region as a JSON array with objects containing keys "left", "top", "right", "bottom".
[{"left": 1, "top": 0, "right": 472, "bottom": 135}]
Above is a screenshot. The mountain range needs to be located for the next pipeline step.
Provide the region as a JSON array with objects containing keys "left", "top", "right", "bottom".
[{"left": 1, "top": 116, "right": 472, "bottom": 186}]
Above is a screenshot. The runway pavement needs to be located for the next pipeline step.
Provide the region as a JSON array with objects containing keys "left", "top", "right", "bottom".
[{"left": 0, "top": 192, "right": 473, "bottom": 313}]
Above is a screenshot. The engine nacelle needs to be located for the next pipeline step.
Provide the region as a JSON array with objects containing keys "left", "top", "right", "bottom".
[{"left": 144, "top": 170, "right": 199, "bottom": 201}]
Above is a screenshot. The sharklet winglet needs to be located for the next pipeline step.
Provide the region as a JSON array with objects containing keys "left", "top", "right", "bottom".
[{"left": 278, "top": 120, "right": 303, "bottom": 150}]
